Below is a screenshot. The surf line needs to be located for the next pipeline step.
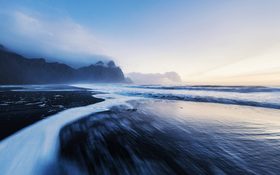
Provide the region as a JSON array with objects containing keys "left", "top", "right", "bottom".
[{"left": 0, "top": 92, "right": 137, "bottom": 175}]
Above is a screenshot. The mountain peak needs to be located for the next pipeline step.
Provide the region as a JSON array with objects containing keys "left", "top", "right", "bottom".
[
  {"left": 107, "top": 61, "right": 116, "bottom": 67},
  {"left": 95, "top": 61, "right": 105, "bottom": 66}
]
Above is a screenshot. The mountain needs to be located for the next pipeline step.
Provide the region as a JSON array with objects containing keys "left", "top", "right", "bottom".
[
  {"left": 0, "top": 44, "right": 5, "bottom": 50},
  {"left": 0, "top": 45, "right": 125, "bottom": 84}
]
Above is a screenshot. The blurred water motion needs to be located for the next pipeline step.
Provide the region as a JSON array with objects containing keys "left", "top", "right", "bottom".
[
  {"left": 1, "top": 84, "right": 280, "bottom": 175},
  {"left": 59, "top": 100, "right": 280, "bottom": 175}
]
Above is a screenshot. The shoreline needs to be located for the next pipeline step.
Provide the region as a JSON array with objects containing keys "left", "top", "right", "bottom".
[
  {"left": 0, "top": 85, "right": 104, "bottom": 140},
  {"left": 0, "top": 86, "right": 135, "bottom": 175},
  {"left": 1, "top": 84, "right": 280, "bottom": 174}
]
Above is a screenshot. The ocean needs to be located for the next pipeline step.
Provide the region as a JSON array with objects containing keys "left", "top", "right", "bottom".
[{"left": 0, "top": 84, "right": 280, "bottom": 175}]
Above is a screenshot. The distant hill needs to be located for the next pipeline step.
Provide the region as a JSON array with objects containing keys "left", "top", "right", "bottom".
[{"left": 0, "top": 45, "right": 125, "bottom": 84}]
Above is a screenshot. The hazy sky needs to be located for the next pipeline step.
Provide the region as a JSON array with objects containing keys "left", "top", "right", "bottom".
[{"left": 0, "top": 0, "right": 280, "bottom": 85}]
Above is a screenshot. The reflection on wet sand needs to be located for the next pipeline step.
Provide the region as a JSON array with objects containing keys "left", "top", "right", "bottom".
[{"left": 59, "top": 100, "right": 280, "bottom": 175}]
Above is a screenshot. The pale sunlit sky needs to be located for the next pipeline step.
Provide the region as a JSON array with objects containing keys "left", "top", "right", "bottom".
[{"left": 0, "top": 0, "right": 280, "bottom": 85}]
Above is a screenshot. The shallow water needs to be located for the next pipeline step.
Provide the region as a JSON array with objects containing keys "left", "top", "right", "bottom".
[
  {"left": 59, "top": 100, "right": 280, "bottom": 175},
  {"left": 78, "top": 84, "right": 280, "bottom": 109},
  {"left": 146, "top": 101, "right": 280, "bottom": 174}
]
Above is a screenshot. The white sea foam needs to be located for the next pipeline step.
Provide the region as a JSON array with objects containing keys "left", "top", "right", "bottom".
[
  {"left": 75, "top": 84, "right": 280, "bottom": 109},
  {"left": 0, "top": 87, "right": 138, "bottom": 175}
]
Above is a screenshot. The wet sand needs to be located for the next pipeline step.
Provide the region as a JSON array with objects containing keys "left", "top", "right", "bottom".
[
  {"left": 59, "top": 100, "right": 280, "bottom": 175},
  {"left": 0, "top": 86, "right": 103, "bottom": 140}
]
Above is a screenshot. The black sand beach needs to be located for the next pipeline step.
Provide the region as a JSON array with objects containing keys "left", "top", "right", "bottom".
[
  {"left": 58, "top": 100, "right": 280, "bottom": 175},
  {"left": 0, "top": 85, "right": 103, "bottom": 140}
]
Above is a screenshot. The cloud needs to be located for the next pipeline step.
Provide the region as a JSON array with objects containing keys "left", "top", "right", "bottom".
[
  {"left": 127, "top": 72, "right": 182, "bottom": 85},
  {"left": 0, "top": 10, "right": 109, "bottom": 67}
]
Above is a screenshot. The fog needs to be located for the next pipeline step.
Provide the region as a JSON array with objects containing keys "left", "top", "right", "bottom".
[
  {"left": 0, "top": 10, "right": 110, "bottom": 68},
  {"left": 127, "top": 72, "right": 182, "bottom": 85}
]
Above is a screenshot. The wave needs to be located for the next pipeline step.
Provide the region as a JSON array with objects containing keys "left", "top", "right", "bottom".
[
  {"left": 129, "top": 85, "right": 280, "bottom": 93},
  {"left": 120, "top": 92, "right": 280, "bottom": 109}
]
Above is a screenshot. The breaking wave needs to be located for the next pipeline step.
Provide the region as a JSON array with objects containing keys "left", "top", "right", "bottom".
[
  {"left": 129, "top": 85, "right": 280, "bottom": 93},
  {"left": 120, "top": 91, "right": 280, "bottom": 109}
]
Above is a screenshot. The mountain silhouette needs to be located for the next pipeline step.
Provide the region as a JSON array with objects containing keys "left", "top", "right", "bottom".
[{"left": 0, "top": 45, "right": 125, "bottom": 84}]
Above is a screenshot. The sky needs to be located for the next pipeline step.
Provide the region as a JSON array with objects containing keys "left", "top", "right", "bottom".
[{"left": 0, "top": 0, "right": 280, "bottom": 85}]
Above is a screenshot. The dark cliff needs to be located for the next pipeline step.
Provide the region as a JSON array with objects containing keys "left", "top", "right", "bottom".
[{"left": 0, "top": 45, "right": 125, "bottom": 84}]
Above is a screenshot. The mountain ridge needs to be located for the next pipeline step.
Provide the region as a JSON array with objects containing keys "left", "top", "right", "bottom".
[{"left": 0, "top": 45, "right": 126, "bottom": 84}]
